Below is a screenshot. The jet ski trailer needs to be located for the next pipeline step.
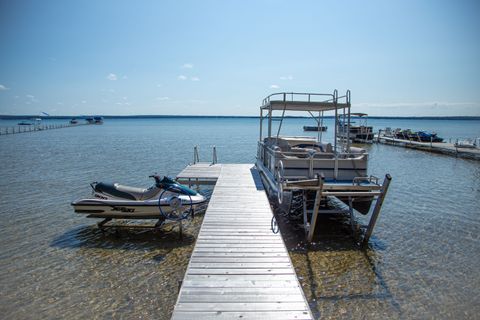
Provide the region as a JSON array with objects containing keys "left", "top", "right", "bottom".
[
  {"left": 71, "top": 175, "right": 207, "bottom": 233},
  {"left": 256, "top": 91, "right": 392, "bottom": 244}
]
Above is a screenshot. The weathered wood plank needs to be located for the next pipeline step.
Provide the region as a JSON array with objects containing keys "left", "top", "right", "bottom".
[
  {"left": 194, "top": 244, "right": 285, "bottom": 249},
  {"left": 192, "top": 252, "right": 287, "bottom": 258},
  {"left": 181, "top": 287, "right": 304, "bottom": 295},
  {"left": 196, "top": 240, "right": 283, "bottom": 244},
  {"left": 175, "top": 302, "right": 309, "bottom": 312},
  {"left": 189, "top": 262, "right": 291, "bottom": 268},
  {"left": 183, "top": 274, "right": 298, "bottom": 282},
  {"left": 198, "top": 235, "right": 280, "bottom": 239},
  {"left": 179, "top": 294, "right": 305, "bottom": 303},
  {"left": 187, "top": 268, "right": 294, "bottom": 275},
  {"left": 172, "top": 311, "right": 312, "bottom": 320},
  {"left": 181, "top": 280, "right": 301, "bottom": 288},
  {"left": 190, "top": 257, "right": 291, "bottom": 263},
  {"left": 193, "top": 248, "right": 287, "bottom": 254}
]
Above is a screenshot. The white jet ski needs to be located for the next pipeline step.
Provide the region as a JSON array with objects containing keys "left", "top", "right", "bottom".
[{"left": 71, "top": 175, "right": 207, "bottom": 221}]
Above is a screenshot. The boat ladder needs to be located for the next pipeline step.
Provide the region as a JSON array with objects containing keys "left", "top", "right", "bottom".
[{"left": 193, "top": 145, "right": 218, "bottom": 165}]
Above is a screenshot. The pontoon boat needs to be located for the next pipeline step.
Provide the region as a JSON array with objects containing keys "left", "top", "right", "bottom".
[
  {"left": 338, "top": 113, "right": 374, "bottom": 143},
  {"left": 256, "top": 91, "right": 391, "bottom": 243}
]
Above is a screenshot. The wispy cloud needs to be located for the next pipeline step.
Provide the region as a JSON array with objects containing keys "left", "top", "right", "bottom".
[
  {"left": 25, "top": 94, "right": 37, "bottom": 104},
  {"left": 0, "top": 84, "right": 8, "bottom": 91},
  {"left": 280, "top": 75, "right": 293, "bottom": 80},
  {"left": 270, "top": 84, "right": 279, "bottom": 89},
  {"left": 178, "top": 75, "right": 187, "bottom": 80},
  {"left": 181, "top": 63, "right": 193, "bottom": 69},
  {"left": 170, "top": 99, "right": 209, "bottom": 105},
  {"left": 156, "top": 96, "right": 170, "bottom": 101},
  {"left": 190, "top": 77, "right": 200, "bottom": 81},
  {"left": 106, "top": 73, "right": 117, "bottom": 81}
]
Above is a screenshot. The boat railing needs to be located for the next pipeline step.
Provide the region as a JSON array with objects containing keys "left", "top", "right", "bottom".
[
  {"left": 258, "top": 142, "right": 367, "bottom": 180},
  {"left": 262, "top": 92, "right": 334, "bottom": 106},
  {"left": 259, "top": 141, "right": 366, "bottom": 159}
]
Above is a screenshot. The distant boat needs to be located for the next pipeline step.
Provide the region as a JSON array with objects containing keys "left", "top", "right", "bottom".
[
  {"left": 18, "top": 121, "right": 33, "bottom": 126},
  {"left": 94, "top": 116, "right": 104, "bottom": 124},
  {"left": 454, "top": 139, "right": 476, "bottom": 148},
  {"left": 394, "top": 129, "right": 443, "bottom": 142},
  {"left": 338, "top": 113, "right": 374, "bottom": 143},
  {"left": 18, "top": 118, "right": 41, "bottom": 126},
  {"left": 85, "top": 117, "right": 95, "bottom": 124},
  {"left": 303, "top": 125, "right": 327, "bottom": 132},
  {"left": 70, "top": 118, "right": 78, "bottom": 124}
]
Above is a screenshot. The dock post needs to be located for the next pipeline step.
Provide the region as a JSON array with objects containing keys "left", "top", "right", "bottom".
[
  {"left": 362, "top": 174, "right": 392, "bottom": 246},
  {"left": 193, "top": 145, "right": 199, "bottom": 164},
  {"left": 302, "top": 192, "right": 309, "bottom": 238},
  {"left": 348, "top": 197, "right": 355, "bottom": 233},
  {"left": 307, "top": 175, "right": 324, "bottom": 242},
  {"left": 178, "top": 220, "right": 183, "bottom": 240},
  {"left": 212, "top": 145, "right": 217, "bottom": 164}
]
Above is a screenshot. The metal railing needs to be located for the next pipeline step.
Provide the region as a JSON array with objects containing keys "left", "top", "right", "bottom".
[
  {"left": 262, "top": 92, "right": 335, "bottom": 107},
  {"left": 193, "top": 145, "right": 218, "bottom": 165}
]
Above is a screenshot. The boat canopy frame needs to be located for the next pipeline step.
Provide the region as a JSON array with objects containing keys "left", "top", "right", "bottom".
[{"left": 259, "top": 90, "right": 353, "bottom": 153}]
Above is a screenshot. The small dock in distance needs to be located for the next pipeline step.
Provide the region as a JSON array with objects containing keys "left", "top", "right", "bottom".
[
  {"left": 376, "top": 134, "right": 480, "bottom": 161},
  {"left": 172, "top": 164, "right": 313, "bottom": 319}
]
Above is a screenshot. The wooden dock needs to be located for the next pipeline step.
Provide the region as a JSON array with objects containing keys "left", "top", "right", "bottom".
[
  {"left": 176, "top": 162, "right": 223, "bottom": 186},
  {"left": 377, "top": 135, "right": 480, "bottom": 161},
  {"left": 0, "top": 122, "right": 91, "bottom": 136},
  {"left": 172, "top": 164, "right": 313, "bottom": 320}
]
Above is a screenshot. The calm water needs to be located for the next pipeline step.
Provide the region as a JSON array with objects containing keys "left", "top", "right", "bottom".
[{"left": 0, "top": 118, "right": 479, "bottom": 319}]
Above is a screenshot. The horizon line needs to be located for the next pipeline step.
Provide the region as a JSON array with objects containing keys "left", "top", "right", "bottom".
[{"left": 1, "top": 114, "right": 480, "bottom": 120}]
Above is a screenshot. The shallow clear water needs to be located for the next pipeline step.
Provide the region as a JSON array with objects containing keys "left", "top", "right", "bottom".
[{"left": 0, "top": 118, "right": 479, "bottom": 319}]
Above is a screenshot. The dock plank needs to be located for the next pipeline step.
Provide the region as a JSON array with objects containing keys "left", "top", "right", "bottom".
[
  {"left": 172, "top": 311, "right": 312, "bottom": 320},
  {"left": 171, "top": 164, "right": 312, "bottom": 319}
]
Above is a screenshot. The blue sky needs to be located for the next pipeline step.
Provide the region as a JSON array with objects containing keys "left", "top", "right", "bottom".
[{"left": 0, "top": 0, "right": 479, "bottom": 116}]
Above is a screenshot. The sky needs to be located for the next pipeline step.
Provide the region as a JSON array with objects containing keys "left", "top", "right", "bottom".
[{"left": 0, "top": 0, "right": 479, "bottom": 116}]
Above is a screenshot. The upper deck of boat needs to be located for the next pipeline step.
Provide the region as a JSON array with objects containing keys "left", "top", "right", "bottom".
[{"left": 260, "top": 91, "right": 350, "bottom": 112}]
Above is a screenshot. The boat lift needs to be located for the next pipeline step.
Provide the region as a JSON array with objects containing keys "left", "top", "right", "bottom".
[
  {"left": 257, "top": 90, "right": 392, "bottom": 245},
  {"left": 276, "top": 171, "right": 391, "bottom": 245}
]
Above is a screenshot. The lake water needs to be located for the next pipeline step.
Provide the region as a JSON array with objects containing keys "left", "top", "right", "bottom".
[{"left": 0, "top": 117, "right": 479, "bottom": 319}]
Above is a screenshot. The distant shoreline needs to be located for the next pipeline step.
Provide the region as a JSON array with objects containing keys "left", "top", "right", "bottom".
[{"left": 1, "top": 115, "right": 479, "bottom": 120}]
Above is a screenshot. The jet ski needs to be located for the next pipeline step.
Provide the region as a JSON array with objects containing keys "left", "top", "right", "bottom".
[{"left": 71, "top": 175, "right": 207, "bottom": 221}]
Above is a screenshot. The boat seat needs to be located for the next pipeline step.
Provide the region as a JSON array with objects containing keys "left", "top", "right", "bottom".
[
  {"left": 349, "top": 147, "right": 366, "bottom": 154},
  {"left": 94, "top": 182, "right": 160, "bottom": 200}
]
